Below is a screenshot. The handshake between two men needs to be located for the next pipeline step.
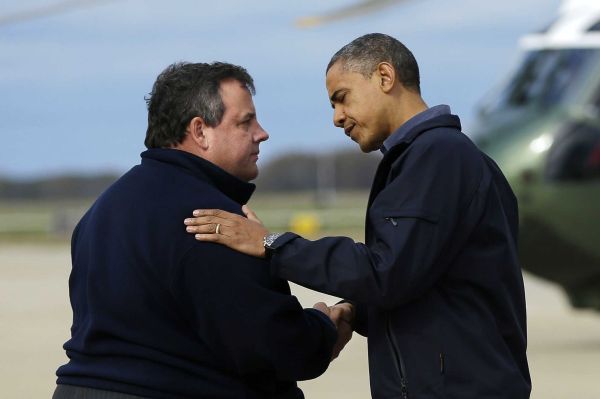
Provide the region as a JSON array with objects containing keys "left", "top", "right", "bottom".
[
  {"left": 313, "top": 301, "right": 354, "bottom": 361},
  {"left": 184, "top": 206, "right": 356, "bottom": 361}
]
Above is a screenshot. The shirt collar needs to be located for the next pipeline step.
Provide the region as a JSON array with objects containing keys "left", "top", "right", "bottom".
[
  {"left": 141, "top": 148, "right": 255, "bottom": 205},
  {"left": 381, "top": 104, "right": 451, "bottom": 154}
]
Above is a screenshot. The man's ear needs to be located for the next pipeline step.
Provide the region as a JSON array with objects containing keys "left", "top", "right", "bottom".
[
  {"left": 187, "top": 116, "right": 209, "bottom": 150},
  {"left": 376, "top": 62, "right": 395, "bottom": 94}
]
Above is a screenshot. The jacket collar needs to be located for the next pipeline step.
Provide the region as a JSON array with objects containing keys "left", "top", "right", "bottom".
[
  {"left": 381, "top": 105, "right": 452, "bottom": 154},
  {"left": 367, "top": 113, "right": 462, "bottom": 210},
  {"left": 382, "top": 114, "right": 462, "bottom": 159},
  {"left": 141, "top": 148, "right": 255, "bottom": 205}
]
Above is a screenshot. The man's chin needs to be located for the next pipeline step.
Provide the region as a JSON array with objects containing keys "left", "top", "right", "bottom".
[
  {"left": 244, "top": 167, "right": 259, "bottom": 182},
  {"left": 358, "top": 141, "right": 378, "bottom": 153}
]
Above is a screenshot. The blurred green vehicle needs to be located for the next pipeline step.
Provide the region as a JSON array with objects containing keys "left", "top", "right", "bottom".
[{"left": 471, "top": 0, "right": 600, "bottom": 310}]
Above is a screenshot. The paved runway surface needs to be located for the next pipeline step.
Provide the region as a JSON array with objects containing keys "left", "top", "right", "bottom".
[{"left": 1, "top": 243, "right": 599, "bottom": 398}]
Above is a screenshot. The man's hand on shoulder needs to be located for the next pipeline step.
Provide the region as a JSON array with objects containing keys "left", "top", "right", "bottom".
[{"left": 184, "top": 205, "right": 269, "bottom": 258}]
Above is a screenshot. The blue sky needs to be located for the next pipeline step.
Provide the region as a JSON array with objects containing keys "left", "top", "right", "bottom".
[{"left": 0, "top": 0, "right": 561, "bottom": 178}]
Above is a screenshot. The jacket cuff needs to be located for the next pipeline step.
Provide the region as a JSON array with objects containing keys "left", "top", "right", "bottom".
[
  {"left": 305, "top": 307, "right": 336, "bottom": 331},
  {"left": 268, "top": 232, "right": 300, "bottom": 275},
  {"left": 304, "top": 308, "right": 337, "bottom": 355},
  {"left": 270, "top": 231, "right": 299, "bottom": 249}
]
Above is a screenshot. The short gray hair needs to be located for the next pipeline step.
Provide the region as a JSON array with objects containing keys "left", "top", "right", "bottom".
[
  {"left": 144, "top": 62, "right": 255, "bottom": 149},
  {"left": 327, "top": 33, "right": 421, "bottom": 93}
]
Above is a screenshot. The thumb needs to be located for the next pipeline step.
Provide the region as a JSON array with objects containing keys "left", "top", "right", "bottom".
[
  {"left": 242, "top": 204, "right": 261, "bottom": 223},
  {"left": 312, "top": 302, "right": 330, "bottom": 316}
]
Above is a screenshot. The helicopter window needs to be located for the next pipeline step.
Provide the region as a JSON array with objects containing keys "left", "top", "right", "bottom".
[
  {"left": 588, "top": 20, "right": 600, "bottom": 32},
  {"left": 493, "top": 49, "right": 599, "bottom": 110},
  {"left": 546, "top": 122, "right": 600, "bottom": 181}
]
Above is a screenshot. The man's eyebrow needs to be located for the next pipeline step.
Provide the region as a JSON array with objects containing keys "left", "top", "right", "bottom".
[{"left": 240, "top": 111, "right": 256, "bottom": 121}]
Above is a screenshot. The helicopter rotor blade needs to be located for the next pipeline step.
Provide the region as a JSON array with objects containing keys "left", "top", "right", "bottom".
[
  {"left": 296, "top": 0, "right": 413, "bottom": 28},
  {"left": 0, "top": 0, "right": 119, "bottom": 28}
]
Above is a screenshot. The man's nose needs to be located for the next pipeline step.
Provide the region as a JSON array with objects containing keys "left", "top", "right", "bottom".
[
  {"left": 255, "top": 123, "right": 269, "bottom": 142},
  {"left": 333, "top": 107, "right": 345, "bottom": 128}
]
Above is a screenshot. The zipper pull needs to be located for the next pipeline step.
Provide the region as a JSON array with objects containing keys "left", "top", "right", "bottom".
[
  {"left": 440, "top": 353, "right": 445, "bottom": 375},
  {"left": 386, "top": 217, "right": 398, "bottom": 226}
]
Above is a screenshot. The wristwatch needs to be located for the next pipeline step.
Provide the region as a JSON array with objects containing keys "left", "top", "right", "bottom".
[{"left": 263, "top": 232, "right": 283, "bottom": 258}]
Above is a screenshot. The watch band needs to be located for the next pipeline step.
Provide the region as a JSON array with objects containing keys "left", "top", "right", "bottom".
[
  {"left": 263, "top": 232, "right": 283, "bottom": 259},
  {"left": 263, "top": 232, "right": 283, "bottom": 249}
]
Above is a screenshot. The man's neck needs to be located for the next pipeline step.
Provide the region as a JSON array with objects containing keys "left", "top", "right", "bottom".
[
  {"left": 388, "top": 92, "right": 428, "bottom": 134},
  {"left": 399, "top": 101, "right": 428, "bottom": 131}
]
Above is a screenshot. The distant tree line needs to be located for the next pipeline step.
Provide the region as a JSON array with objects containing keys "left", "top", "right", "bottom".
[
  {"left": 0, "top": 173, "right": 119, "bottom": 200},
  {"left": 254, "top": 149, "right": 381, "bottom": 192},
  {"left": 0, "top": 150, "right": 381, "bottom": 200}
]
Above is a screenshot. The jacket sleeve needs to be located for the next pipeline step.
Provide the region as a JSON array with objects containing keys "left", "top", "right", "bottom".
[
  {"left": 170, "top": 241, "right": 337, "bottom": 382},
  {"left": 269, "top": 133, "right": 484, "bottom": 309}
]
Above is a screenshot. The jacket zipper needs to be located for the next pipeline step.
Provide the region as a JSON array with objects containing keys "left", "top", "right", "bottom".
[
  {"left": 386, "top": 316, "right": 409, "bottom": 399},
  {"left": 385, "top": 217, "right": 398, "bottom": 226}
]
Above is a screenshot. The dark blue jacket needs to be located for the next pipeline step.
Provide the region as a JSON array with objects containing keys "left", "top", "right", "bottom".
[
  {"left": 269, "top": 115, "right": 531, "bottom": 398},
  {"left": 56, "top": 149, "right": 336, "bottom": 399}
]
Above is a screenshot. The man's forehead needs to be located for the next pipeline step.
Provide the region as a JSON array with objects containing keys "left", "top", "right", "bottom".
[
  {"left": 326, "top": 63, "right": 345, "bottom": 89},
  {"left": 219, "top": 80, "right": 254, "bottom": 108},
  {"left": 326, "top": 63, "right": 363, "bottom": 93},
  {"left": 219, "top": 78, "right": 251, "bottom": 96},
  {"left": 326, "top": 62, "right": 344, "bottom": 79}
]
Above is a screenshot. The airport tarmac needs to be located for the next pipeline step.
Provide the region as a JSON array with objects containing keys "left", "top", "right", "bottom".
[{"left": 1, "top": 243, "right": 599, "bottom": 398}]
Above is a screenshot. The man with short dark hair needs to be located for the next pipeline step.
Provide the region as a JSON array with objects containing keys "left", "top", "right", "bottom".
[
  {"left": 53, "top": 62, "right": 348, "bottom": 399},
  {"left": 185, "top": 34, "right": 532, "bottom": 398}
]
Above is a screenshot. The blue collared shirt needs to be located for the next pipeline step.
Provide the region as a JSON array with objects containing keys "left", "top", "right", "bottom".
[{"left": 381, "top": 104, "right": 452, "bottom": 154}]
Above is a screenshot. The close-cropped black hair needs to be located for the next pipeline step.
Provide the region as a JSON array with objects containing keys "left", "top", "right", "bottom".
[{"left": 327, "top": 33, "right": 420, "bottom": 93}]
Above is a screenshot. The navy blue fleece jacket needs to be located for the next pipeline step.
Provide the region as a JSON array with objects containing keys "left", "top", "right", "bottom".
[{"left": 56, "top": 148, "right": 336, "bottom": 399}]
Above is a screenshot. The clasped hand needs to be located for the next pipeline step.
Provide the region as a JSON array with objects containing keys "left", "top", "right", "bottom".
[{"left": 313, "top": 302, "right": 354, "bottom": 361}]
